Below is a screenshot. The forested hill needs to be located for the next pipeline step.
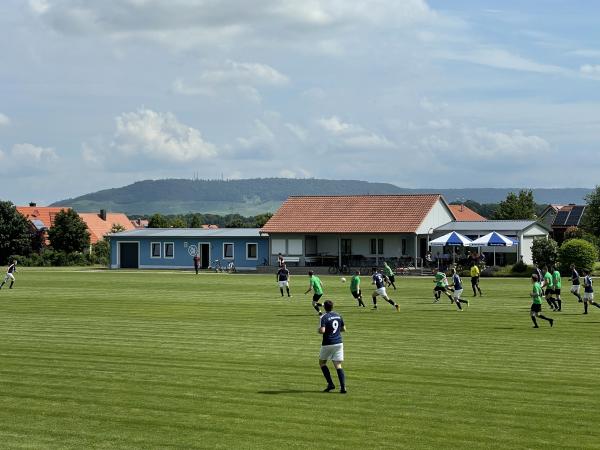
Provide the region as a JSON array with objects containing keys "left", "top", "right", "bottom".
[{"left": 50, "top": 178, "right": 592, "bottom": 216}]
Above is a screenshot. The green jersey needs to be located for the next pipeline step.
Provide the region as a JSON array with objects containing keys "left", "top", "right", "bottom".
[
  {"left": 383, "top": 263, "right": 394, "bottom": 277},
  {"left": 435, "top": 272, "right": 446, "bottom": 287},
  {"left": 350, "top": 275, "right": 360, "bottom": 292},
  {"left": 310, "top": 276, "right": 323, "bottom": 295},
  {"left": 532, "top": 282, "right": 543, "bottom": 304},
  {"left": 553, "top": 271, "right": 562, "bottom": 289},
  {"left": 544, "top": 272, "right": 554, "bottom": 289}
]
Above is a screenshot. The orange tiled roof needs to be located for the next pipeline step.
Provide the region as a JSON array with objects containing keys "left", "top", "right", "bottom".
[
  {"left": 79, "top": 212, "right": 135, "bottom": 244},
  {"left": 261, "top": 195, "right": 444, "bottom": 233},
  {"left": 448, "top": 205, "right": 487, "bottom": 221},
  {"left": 16, "top": 206, "right": 69, "bottom": 229}
]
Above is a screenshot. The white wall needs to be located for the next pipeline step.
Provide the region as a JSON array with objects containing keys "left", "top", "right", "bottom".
[{"left": 416, "top": 199, "right": 455, "bottom": 235}]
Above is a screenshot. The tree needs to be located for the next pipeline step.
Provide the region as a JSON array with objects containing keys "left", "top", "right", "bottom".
[
  {"left": 170, "top": 216, "right": 187, "bottom": 228},
  {"left": 48, "top": 209, "right": 90, "bottom": 253},
  {"left": 148, "top": 213, "right": 170, "bottom": 228},
  {"left": 189, "top": 214, "right": 203, "bottom": 228},
  {"left": 558, "top": 239, "right": 598, "bottom": 273},
  {"left": 254, "top": 213, "right": 273, "bottom": 228},
  {"left": 0, "top": 201, "right": 33, "bottom": 264},
  {"left": 581, "top": 185, "right": 600, "bottom": 237},
  {"left": 110, "top": 223, "right": 126, "bottom": 234},
  {"left": 493, "top": 190, "right": 536, "bottom": 220},
  {"left": 531, "top": 237, "right": 558, "bottom": 268}
]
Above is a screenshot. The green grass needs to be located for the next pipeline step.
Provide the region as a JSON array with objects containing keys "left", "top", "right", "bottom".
[{"left": 0, "top": 269, "right": 599, "bottom": 449}]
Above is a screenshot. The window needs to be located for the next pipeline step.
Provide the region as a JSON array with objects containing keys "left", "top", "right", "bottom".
[
  {"left": 164, "top": 242, "right": 174, "bottom": 258},
  {"left": 288, "top": 239, "right": 303, "bottom": 255},
  {"left": 272, "top": 239, "right": 286, "bottom": 255},
  {"left": 151, "top": 242, "right": 161, "bottom": 258},
  {"left": 370, "top": 238, "right": 384, "bottom": 255},
  {"left": 246, "top": 243, "right": 258, "bottom": 260},
  {"left": 341, "top": 239, "right": 352, "bottom": 255},
  {"left": 305, "top": 236, "right": 318, "bottom": 256},
  {"left": 223, "top": 243, "right": 234, "bottom": 259}
]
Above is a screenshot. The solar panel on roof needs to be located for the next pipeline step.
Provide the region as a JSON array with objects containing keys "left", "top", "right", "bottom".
[
  {"left": 31, "top": 219, "right": 46, "bottom": 230},
  {"left": 553, "top": 210, "right": 569, "bottom": 226},
  {"left": 565, "top": 206, "right": 585, "bottom": 226}
]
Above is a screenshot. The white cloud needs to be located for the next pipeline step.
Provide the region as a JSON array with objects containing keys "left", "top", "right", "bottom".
[
  {"left": 173, "top": 60, "right": 289, "bottom": 102},
  {"left": 461, "top": 127, "right": 550, "bottom": 159},
  {"left": 285, "top": 123, "right": 308, "bottom": 141},
  {"left": 0, "top": 143, "right": 59, "bottom": 175},
  {"left": 235, "top": 119, "right": 275, "bottom": 150},
  {"left": 28, "top": 0, "right": 50, "bottom": 15},
  {"left": 580, "top": 64, "right": 600, "bottom": 79},
  {"left": 440, "top": 47, "right": 570, "bottom": 75},
  {"left": 0, "top": 113, "right": 10, "bottom": 127},
  {"left": 318, "top": 115, "right": 395, "bottom": 150},
  {"left": 112, "top": 108, "right": 217, "bottom": 163}
]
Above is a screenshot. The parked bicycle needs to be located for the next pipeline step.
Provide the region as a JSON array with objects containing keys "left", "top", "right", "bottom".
[
  {"left": 328, "top": 262, "right": 350, "bottom": 274},
  {"left": 213, "top": 259, "right": 236, "bottom": 273}
]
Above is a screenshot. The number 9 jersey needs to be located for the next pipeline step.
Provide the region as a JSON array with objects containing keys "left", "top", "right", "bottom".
[{"left": 320, "top": 312, "right": 344, "bottom": 345}]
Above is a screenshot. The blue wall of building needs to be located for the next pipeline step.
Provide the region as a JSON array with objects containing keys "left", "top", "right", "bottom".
[{"left": 110, "top": 236, "right": 268, "bottom": 270}]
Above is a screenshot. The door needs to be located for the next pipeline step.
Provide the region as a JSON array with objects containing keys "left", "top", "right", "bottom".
[
  {"left": 200, "top": 243, "right": 210, "bottom": 269},
  {"left": 120, "top": 242, "right": 139, "bottom": 268},
  {"left": 419, "top": 238, "right": 427, "bottom": 259}
]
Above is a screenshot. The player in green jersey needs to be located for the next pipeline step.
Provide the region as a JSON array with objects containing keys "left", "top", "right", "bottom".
[
  {"left": 530, "top": 274, "right": 554, "bottom": 328},
  {"left": 349, "top": 270, "right": 365, "bottom": 307},
  {"left": 433, "top": 270, "right": 454, "bottom": 303},
  {"left": 305, "top": 270, "right": 325, "bottom": 315},
  {"left": 542, "top": 266, "right": 558, "bottom": 311},
  {"left": 383, "top": 261, "right": 396, "bottom": 290},
  {"left": 552, "top": 266, "right": 563, "bottom": 311}
]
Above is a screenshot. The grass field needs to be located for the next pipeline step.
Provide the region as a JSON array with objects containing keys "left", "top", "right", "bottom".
[{"left": 0, "top": 269, "right": 599, "bottom": 449}]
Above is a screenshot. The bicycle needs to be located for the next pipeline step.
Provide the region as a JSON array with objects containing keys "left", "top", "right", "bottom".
[
  {"left": 213, "top": 259, "right": 223, "bottom": 273},
  {"left": 328, "top": 262, "right": 350, "bottom": 275}
]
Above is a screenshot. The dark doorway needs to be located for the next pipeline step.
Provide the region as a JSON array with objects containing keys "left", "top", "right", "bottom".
[
  {"left": 200, "top": 243, "right": 210, "bottom": 269},
  {"left": 419, "top": 238, "right": 427, "bottom": 259},
  {"left": 120, "top": 242, "right": 139, "bottom": 268}
]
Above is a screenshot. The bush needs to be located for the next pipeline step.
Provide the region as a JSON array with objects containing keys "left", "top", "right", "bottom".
[
  {"left": 532, "top": 238, "right": 558, "bottom": 268},
  {"left": 511, "top": 260, "right": 529, "bottom": 273},
  {"left": 558, "top": 239, "right": 598, "bottom": 273}
]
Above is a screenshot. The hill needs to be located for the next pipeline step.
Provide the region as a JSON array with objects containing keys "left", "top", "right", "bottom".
[{"left": 50, "top": 178, "right": 592, "bottom": 215}]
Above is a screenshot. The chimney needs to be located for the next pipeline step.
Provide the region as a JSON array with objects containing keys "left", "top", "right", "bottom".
[
  {"left": 100, "top": 209, "right": 107, "bottom": 221},
  {"left": 29, "top": 202, "right": 36, "bottom": 207}
]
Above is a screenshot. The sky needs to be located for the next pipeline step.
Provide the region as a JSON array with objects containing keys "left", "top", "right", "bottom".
[{"left": 1, "top": 0, "right": 600, "bottom": 205}]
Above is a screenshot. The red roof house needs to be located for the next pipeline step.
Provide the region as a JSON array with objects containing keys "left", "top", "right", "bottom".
[
  {"left": 261, "top": 194, "right": 454, "bottom": 266},
  {"left": 448, "top": 205, "right": 487, "bottom": 221}
]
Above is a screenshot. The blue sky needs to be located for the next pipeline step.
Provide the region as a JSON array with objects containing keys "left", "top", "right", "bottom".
[{"left": 1, "top": 0, "right": 599, "bottom": 205}]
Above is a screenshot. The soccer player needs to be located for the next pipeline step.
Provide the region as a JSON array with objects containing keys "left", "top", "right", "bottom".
[
  {"left": 542, "top": 266, "right": 558, "bottom": 311},
  {"left": 350, "top": 270, "right": 365, "bottom": 307},
  {"left": 318, "top": 300, "right": 347, "bottom": 394},
  {"left": 193, "top": 253, "right": 200, "bottom": 275},
  {"left": 530, "top": 274, "right": 554, "bottom": 328},
  {"left": 470, "top": 262, "right": 482, "bottom": 296},
  {"left": 433, "top": 269, "right": 454, "bottom": 303},
  {"left": 276, "top": 264, "right": 291, "bottom": 297},
  {"left": 383, "top": 260, "right": 396, "bottom": 290},
  {"left": 0, "top": 260, "right": 17, "bottom": 290},
  {"left": 450, "top": 268, "right": 469, "bottom": 310},
  {"left": 305, "top": 270, "right": 324, "bottom": 315},
  {"left": 534, "top": 264, "right": 544, "bottom": 294},
  {"left": 582, "top": 269, "right": 600, "bottom": 314},
  {"left": 552, "top": 265, "right": 563, "bottom": 311},
  {"left": 570, "top": 264, "right": 583, "bottom": 303},
  {"left": 371, "top": 268, "right": 400, "bottom": 311}
]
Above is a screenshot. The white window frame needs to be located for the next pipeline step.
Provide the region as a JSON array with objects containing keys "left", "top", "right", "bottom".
[
  {"left": 164, "top": 242, "right": 174, "bottom": 259},
  {"left": 223, "top": 242, "right": 234, "bottom": 259},
  {"left": 151, "top": 242, "right": 162, "bottom": 258},
  {"left": 246, "top": 242, "right": 258, "bottom": 260}
]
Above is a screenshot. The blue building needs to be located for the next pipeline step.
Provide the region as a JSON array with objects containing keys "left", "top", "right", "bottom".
[{"left": 109, "top": 228, "right": 268, "bottom": 270}]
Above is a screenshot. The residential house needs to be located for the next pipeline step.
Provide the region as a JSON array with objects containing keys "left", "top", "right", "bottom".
[{"left": 260, "top": 194, "right": 455, "bottom": 267}]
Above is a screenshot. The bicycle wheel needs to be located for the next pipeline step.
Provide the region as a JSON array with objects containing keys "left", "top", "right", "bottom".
[{"left": 328, "top": 265, "right": 338, "bottom": 274}]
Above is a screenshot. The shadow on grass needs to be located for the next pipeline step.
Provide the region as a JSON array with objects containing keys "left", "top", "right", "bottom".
[{"left": 258, "top": 389, "right": 318, "bottom": 395}]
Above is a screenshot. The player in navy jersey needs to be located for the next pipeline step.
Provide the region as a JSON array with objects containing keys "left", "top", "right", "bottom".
[
  {"left": 371, "top": 268, "right": 400, "bottom": 311},
  {"left": 570, "top": 264, "right": 582, "bottom": 303},
  {"left": 276, "top": 264, "right": 291, "bottom": 297},
  {"left": 0, "top": 260, "right": 17, "bottom": 290},
  {"left": 582, "top": 269, "right": 600, "bottom": 314},
  {"left": 318, "top": 300, "right": 347, "bottom": 394},
  {"left": 450, "top": 268, "right": 469, "bottom": 310}
]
